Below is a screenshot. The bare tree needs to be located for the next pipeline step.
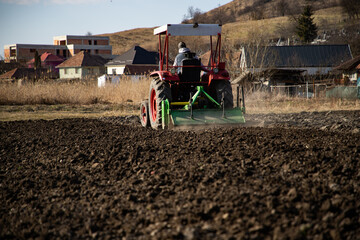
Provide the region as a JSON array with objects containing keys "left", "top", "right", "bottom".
[
  {"left": 250, "top": 5, "right": 265, "bottom": 20},
  {"left": 340, "top": 0, "right": 360, "bottom": 19},
  {"left": 182, "top": 6, "right": 203, "bottom": 23},
  {"left": 276, "top": 0, "right": 289, "bottom": 16}
]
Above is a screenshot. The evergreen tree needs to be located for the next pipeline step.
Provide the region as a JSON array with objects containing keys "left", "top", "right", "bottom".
[{"left": 296, "top": 5, "right": 318, "bottom": 43}]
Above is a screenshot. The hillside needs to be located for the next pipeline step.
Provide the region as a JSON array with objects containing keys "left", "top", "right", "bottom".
[
  {"left": 100, "top": 0, "right": 360, "bottom": 56},
  {"left": 99, "top": 28, "right": 157, "bottom": 55}
]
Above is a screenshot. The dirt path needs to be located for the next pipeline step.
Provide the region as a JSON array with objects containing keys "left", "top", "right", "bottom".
[{"left": 1, "top": 110, "right": 359, "bottom": 239}]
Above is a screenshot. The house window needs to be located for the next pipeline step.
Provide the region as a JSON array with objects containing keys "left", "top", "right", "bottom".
[
  {"left": 88, "top": 40, "right": 92, "bottom": 45},
  {"left": 10, "top": 48, "right": 16, "bottom": 57},
  {"left": 75, "top": 68, "right": 79, "bottom": 74},
  {"left": 95, "top": 49, "right": 99, "bottom": 54},
  {"left": 56, "top": 49, "right": 60, "bottom": 56},
  {"left": 94, "top": 40, "right": 97, "bottom": 45},
  {"left": 30, "top": 49, "right": 36, "bottom": 53},
  {"left": 112, "top": 68, "right": 116, "bottom": 75},
  {"left": 64, "top": 68, "right": 68, "bottom": 74},
  {"left": 62, "top": 50, "right": 67, "bottom": 58}
]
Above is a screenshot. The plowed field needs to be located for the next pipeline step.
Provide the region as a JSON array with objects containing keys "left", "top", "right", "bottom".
[{"left": 1, "top": 110, "right": 360, "bottom": 239}]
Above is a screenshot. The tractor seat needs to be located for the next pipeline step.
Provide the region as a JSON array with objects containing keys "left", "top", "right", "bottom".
[{"left": 180, "top": 57, "right": 201, "bottom": 82}]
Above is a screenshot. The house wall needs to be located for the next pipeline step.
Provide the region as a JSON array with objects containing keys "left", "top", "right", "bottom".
[
  {"left": 67, "top": 39, "right": 83, "bottom": 45},
  {"left": 98, "top": 50, "right": 111, "bottom": 55},
  {"left": 96, "top": 40, "right": 109, "bottom": 45},
  {"left": 248, "top": 67, "right": 332, "bottom": 76},
  {"left": 16, "top": 47, "right": 58, "bottom": 63},
  {"left": 83, "top": 67, "right": 104, "bottom": 77},
  {"left": 107, "top": 66, "right": 125, "bottom": 75},
  {"left": 4, "top": 48, "right": 10, "bottom": 62},
  {"left": 342, "top": 71, "right": 359, "bottom": 81},
  {"left": 59, "top": 67, "right": 105, "bottom": 79},
  {"left": 67, "top": 44, "right": 112, "bottom": 58},
  {"left": 5, "top": 35, "right": 112, "bottom": 63},
  {"left": 4, "top": 44, "right": 66, "bottom": 63},
  {"left": 59, "top": 67, "right": 82, "bottom": 79}
]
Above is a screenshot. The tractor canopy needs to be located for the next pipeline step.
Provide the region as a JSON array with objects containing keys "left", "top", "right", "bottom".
[
  {"left": 153, "top": 24, "right": 223, "bottom": 73},
  {"left": 154, "top": 24, "right": 222, "bottom": 36}
]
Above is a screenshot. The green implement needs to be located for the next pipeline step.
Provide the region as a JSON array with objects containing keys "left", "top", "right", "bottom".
[{"left": 161, "top": 86, "right": 245, "bottom": 129}]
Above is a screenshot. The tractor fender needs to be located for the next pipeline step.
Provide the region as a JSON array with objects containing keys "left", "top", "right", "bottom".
[{"left": 208, "top": 71, "right": 230, "bottom": 86}]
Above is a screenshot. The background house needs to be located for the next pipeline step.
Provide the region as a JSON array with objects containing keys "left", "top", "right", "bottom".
[
  {"left": 56, "top": 51, "right": 107, "bottom": 80},
  {"left": 237, "top": 45, "right": 353, "bottom": 85},
  {"left": 0, "top": 68, "right": 47, "bottom": 83},
  {"left": 105, "top": 46, "right": 158, "bottom": 75},
  {"left": 26, "top": 52, "right": 64, "bottom": 72},
  {"left": 333, "top": 55, "right": 360, "bottom": 85},
  {"left": 53, "top": 35, "right": 113, "bottom": 59},
  {"left": 98, "top": 46, "right": 158, "bottom": 86},
  {"left": 233, "top": 44, "right": 353, "bottom": 97},
  {"left": 240, "top": 44, "right": 353, "bottom": 74},
  {"left": 4, "top": 35, "right": 112, "bottom": 64}
]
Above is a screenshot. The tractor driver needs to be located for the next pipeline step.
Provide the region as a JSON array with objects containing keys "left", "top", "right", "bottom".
[
  {"left": 173, "top": 42, "right": 209, "bottom": 75},
  {"left": 173, "top": 41, "right": 191, "bottom": 73}
]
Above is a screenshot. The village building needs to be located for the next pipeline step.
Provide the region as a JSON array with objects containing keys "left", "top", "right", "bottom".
[
  {"left": 98, "top": 46, "right": 158, "bottom": 86},
  {"left": 0, "top": 67, "right": 50, "bottom": 83},
  {"left": 238, "top": 44, "right": 352, "bottom": 77},
  {"left": 4, "top": 35, "right": 112, "bottom": 64},
  {"left": 26, "top": 52, "right": 64, "bottom": 72},
  {"left": 56, "top": 51, "right": 107, "bottom": 80},
  {"left": 233, "top": 44, "right": 353, "bottom": 97},
  {"left": 333, "top": 55, "right": 360, "bottom": 85},
  {"left": 105, "top": 46, "right": 158, "bottom": 75}
]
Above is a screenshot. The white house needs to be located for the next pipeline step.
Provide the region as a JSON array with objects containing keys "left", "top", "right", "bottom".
[{"left": 56, "top": 51, "right": 107, "bottom": 79}]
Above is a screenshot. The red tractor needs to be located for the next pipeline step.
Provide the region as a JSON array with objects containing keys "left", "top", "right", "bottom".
[{"left": 140, "top": 24, "right": 245, "bottom": 129}]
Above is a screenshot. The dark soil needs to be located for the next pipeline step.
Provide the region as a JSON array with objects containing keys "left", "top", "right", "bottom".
[{"left": 1, "top": 110, "right": 360, "bottom": 240}]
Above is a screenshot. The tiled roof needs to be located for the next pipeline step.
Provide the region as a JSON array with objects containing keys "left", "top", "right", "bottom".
[
  {"left": 333, "top": 55, "right": 360, "bottom": 71},
  {"left": 41, "top": 52, "right": 64, "bottom": 62},
  {"left": 27, "top": 52, "right": 64, "bottom": 64},
  {"left": 106, "top": 46, "right": 158, "bottom": 66},
  {"left": 0, "top": 68, "right": 36, "bottom": 79},
  {"left": 244, "top": 45, "right": 352, "bottom": 68},
  {"left": 56, "top": 51, "right": 107, "bottom": 68}
]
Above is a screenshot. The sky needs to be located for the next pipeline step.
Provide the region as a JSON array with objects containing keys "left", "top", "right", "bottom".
[{"left": 0, "top": 0, "right": 233, "bottom": 58}]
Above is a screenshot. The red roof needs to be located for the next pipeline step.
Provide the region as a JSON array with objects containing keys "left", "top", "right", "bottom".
[{"left": 26, "top": 52, "right": 64, "bottom": 65}]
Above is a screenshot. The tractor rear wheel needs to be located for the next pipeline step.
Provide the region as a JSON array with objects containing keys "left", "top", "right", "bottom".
[
  {"left": 148, "top": 78, "right": 172, "bottom": 129},
  {"left": 140, "top": 100, "right": 150, "bottom": 127},
  {"left": 214, "top": 80, "right": 234, "bottom": 109}
]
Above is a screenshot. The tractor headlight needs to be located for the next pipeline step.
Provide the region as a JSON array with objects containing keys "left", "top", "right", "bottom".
[{"left": 213, "top": 68, "right": 219, "bottom": 74}]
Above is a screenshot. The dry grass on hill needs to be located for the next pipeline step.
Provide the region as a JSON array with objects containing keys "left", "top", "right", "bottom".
[
  {"left": 99, "top": 28, "right": 158, "bottom": 55},
  {"left": 102, "top": 6, "right": 353, "bottom": 56},
  {"left": 223, "top": 7, "right": 348, "bottom": 43}
]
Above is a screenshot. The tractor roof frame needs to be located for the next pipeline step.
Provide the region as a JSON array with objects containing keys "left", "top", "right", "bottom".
[{"left": 154, "top": 24, "right": 223, "bottom": 71}]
